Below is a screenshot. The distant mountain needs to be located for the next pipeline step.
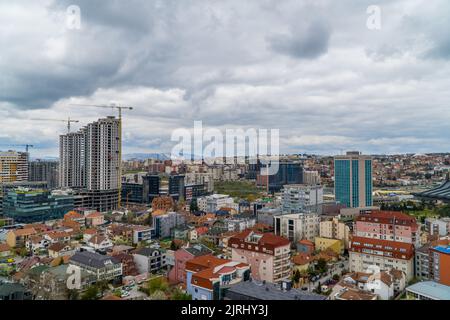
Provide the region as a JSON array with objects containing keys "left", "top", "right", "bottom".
[
  {"left": 123, "top": 153, "right": 170, "bottom": 161},
  {"left": 30, "top": 156, "right": 59, "bottom": 162}
]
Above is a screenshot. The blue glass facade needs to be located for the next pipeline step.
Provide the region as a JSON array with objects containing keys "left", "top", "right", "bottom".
[{"left": 334, "top": 157, "right": 373, "bottom": 208}]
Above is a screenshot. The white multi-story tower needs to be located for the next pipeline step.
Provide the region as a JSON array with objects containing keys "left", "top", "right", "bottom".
[
  {"left": 281, "top": 184, "right": 323, "bottom": 214},
  {"left": 59, "top": 130, "right": 85, "bottom": 188},
  {"left": 0, "top": 151, "right": 28, "bottom": 183}
]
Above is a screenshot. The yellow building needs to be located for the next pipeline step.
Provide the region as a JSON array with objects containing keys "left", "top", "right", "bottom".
[{"left": 314, "top": 237, "right": 343, "bottom": 255}]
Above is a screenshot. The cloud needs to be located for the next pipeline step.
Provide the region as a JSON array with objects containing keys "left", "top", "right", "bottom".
[{"left": 1, "top": 0, "right": 450, "bottom": 157}]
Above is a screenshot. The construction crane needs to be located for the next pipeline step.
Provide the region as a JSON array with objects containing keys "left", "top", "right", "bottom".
[
  {"left": 31, "top": 117, "right": 80, "bottom": 133},
  {"left": 8, "top": 144, "right": 34, "bottom": 153},
  {"left": 69, "top": 103, "right": 133, "bottom": 208}
]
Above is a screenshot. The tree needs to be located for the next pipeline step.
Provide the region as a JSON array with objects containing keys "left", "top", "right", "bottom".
[
  {"left": 316, "top": 258, "right": 328, "bottom": 274},
  {"left": 292, "top": 269, "right": 301, "bottom": 284},
  {"left": 66, "top": 289, "right": 79, "bottom": 300},
  {"left": 149, "top": 290, "right": 167, "bottom": 300},
  {"left": 189, "top": 198, "right": 199, "bottom": 213},
  {"left": 147, "top": 277, "right": 169, "bottom": 295},
  {"left": 81, "top": 285, "right": 99, "bottom": 300},
  {"left": 171, "top": 288, "right": 192, "bottom": 300}
]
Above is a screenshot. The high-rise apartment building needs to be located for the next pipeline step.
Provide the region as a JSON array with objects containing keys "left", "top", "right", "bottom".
[
  {"left": 169, "top": 174, "right": 185, "bottom": 201},
  {"left": 0, "top": 151, "right": 28, "bottom": 183},
  {"left": 334, "top": 151, "right": 373, "bottom": 208},
  {"left": 59, "top": 117, "right": 120, "bottom": 211},
  {"left": 274, "top": 213, "right": 320, "bottom": 243},
  {"left": 28, "top": 160, "right": 59, "bottom": 189}
]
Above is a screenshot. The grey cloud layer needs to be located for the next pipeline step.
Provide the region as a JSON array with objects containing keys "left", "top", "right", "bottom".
[{"left": 1, "top": 0, "right": 450, "bottom": 157}]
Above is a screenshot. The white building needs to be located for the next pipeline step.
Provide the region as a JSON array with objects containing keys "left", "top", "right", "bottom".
[
  {"left": 281, "top": 184, "right": 323, "bottom": 214},
  {"left": 303, "top": 171, "right": 321, "bottom": 185},
  {"left": 197, "top": 194, "right": 237, "bottom": 213},
  {"left": 425, "top": 217, "right": 450, "bottom": 236},
  {"left": 274, "top": 213, "right": 320, "bottom": 243}
]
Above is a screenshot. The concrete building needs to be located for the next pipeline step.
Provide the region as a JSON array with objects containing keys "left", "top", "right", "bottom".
[
  {"left": 133, "top": 247, "right": 167, "bottom": 274},
  {"left": 152, "top": 211, "right": 186, "bottom": 239},
  {"left": 59, "top": 117, "right": 121, "bottom": 212},
  {"left": 430, "top": 244, "right": 450, "bottom": 286},
  {"left": 303, "top": 170, "right": 321, "bottom": 186},
  {"left": 0, "top": 151, "right": 28, "bottom": 183},
  {"left": 69, "top": 251, "right": 122, "bottom": 282},
  {"left": 406, "top": 281, "right": 450, "bottom": 300},
  {"left": 281, "top": 184, "right": 323, "bottom": 214},
  {"left": 319, "top": 217, "right": 350, "bottom": 249},
  {"left": 334, "top": 151, "right": 373, "bottom": 208},
  {"left": 168, "top": 244, "right": 213, "bottom": 284},
  {"left": 229, "top": 230, "right": 291, "bottom": 283},
  {"left": 28, "top": 160, "right": 59, "bottom": 189},
  {"left": 197, "top": 194, "right": 237, "bottom": 213},
  {"left": 425, "top": 217, "right": 450, "bottom": 237},
  {"left": 274, "top": 213, "right": 320, "bottom": 243}
]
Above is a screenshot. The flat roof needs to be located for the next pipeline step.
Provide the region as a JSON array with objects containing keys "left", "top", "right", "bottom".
[
  {"left": 434, "top": 246, "right": 450, "bottom": 255},
  {"left": 406, "top": 281, "right": 450, "bottom": 300}
]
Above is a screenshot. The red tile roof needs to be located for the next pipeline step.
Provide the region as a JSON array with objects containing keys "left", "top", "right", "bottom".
[{"left": 350, "top": 236, "right": 414, "bottom": 260}]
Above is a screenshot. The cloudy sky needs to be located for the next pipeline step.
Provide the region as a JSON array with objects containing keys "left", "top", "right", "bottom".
[{"left": 1, "top": 0, "right": 450, "bottom": 158}]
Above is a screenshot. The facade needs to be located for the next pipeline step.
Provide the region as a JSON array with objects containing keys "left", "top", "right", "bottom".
[
  {"left": 133, "top": 247, "right": 167, "bottom": 274},
  {"left": 168, "top": 174, "right": 185, "bottom": 201},
  {"left": 406, "top": 281, "right": 450, "bottom": 300},
  {"left": 28, "top": 160, "right": 59, "bottom": 189},
  {"left": 185, "top": 255, "right": 250, "bottom": 300},
  {"left": 168, "top": 244, "right": 213, "bottom": 284},
  {"left": 425, "top": 217, "right": 450, "bottom": 237},
  {"left": 122, "top": 174, "right": 160, "bottom": 204},
  {"left": 320, "top": 217, "right": 350, "bottom": 249},
  {"left": 3, "top": 188, "right": 74, "bottom": 223},
  {"left": 281, "top": 184, "right": 323, "bottom": 214},
  {"left": 303, "top": 170, "right": 321, "bottom": 186},
  {"left": 59, "top": 117, "right": 121, "bottom": 212},
  {"left": 0, "top": 151, "right": 28, "bottom": 183},
  {"left": 349, "top": 236, "right": 415, "bottom": 280},
  {"left": 430, "top": 245, "right": 450, "bottom": 286},
  {"left": 315, "top": 237, "right": 343, "bottom": 255},
  {"left": 274, "top": 213, "right": 320, "bottom": 243},
  {"left": 69, "top": 251, "right": 122, "bottom": 282},
  {"left": 354, "top": 211, "right": 419, "bottom": 246},
  {"left": 259, "top": 161, "right": 303, "bottom": 193},
  {"left": 334, "top": 151, "right": 373, "bottom": 208},
  {"left": 197, "top": 194, "right": 236, "bottom": 213},
  {"left": 229, "top": 230, "right": 291, "bottom": 283},
  {"left": 152, "top": 211, "right": 186, "bottom": 239}
]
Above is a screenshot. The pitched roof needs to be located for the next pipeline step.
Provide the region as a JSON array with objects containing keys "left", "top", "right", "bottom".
[
  {"left": 86, "top": 212, "right": 103, "bottom": 219},
  {"left": 69, "top": 251, "right": 120, "bottom": 269},
  {"left": 11, "top": 228, "right": 36, "bottom": 237},
  {"left": 293, "top": 253, "right": 312, "bottom": 266},
  {"left": 0, "top": 243, "right": 11, "bottom": 252},
  {"left": 48, "top": 242, "right": 69, "bottom": 252}
]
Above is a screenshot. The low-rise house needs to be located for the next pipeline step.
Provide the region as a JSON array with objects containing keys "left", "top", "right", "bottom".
[
  {"left": 6, "top": 228, "right": 37, "bottom": 248},
  {"left": 314, "top": 237, "right": 343, "bottom": 255},
  {"left": 69, "top": 251, "right": 122, "bottom": 283},
  {"left": 64, "top": 211, "right": 86, "bottom": 227},
  {"left": 26, "top": 236, "right": 51, "bottom": 255},
  {"left": 107, "top": 224, "right": 133, "bottom": 244},
  {"left": 293, "top": 253, "right": 312, "bottom": 273},
  {"left": 0, "top": 243, "right": 12, "bottom": 258},
  {"left": 112, "top": 253, "right": 138, "bottom": 276},
  {"left": 185, "top": 255, "right": 250, "bottom": 300},
  {"left": 86, "top": 212, "right": 105, "bottom": 227},
  {"left": 43, "top": 231, "right": 71, "bottom": 244},
  {"left": 333, "top": 287, "right": 378, "bottom": 300},
  {"left": 133, "top": 247, "right": 167, "bottom": 274},
  {"left": 83, "top": 229, "right": 98, "bottom": 242},
  {"left": 132, "top": 225, "right": 153, "bottom": 244},
  {"left": 87, "top": 235, "right": 113, "bottom": 252},
  {"left": 48, "top": 242, "right": 74, "bottom": 259},
  {"left": 0, "top": 283, "right": 32, "bottom": 300},
  {"left": 296, "top": 239, "right": 315, "bottom": 255}
]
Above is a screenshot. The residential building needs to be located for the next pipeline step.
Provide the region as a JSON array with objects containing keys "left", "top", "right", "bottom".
[
  {"left": 315, "top": 237, "right": 343, "bottom": 255},
  {"left": 425, "top": 217, "right": 450, "bottom": 237},
  {"left": 303, "top": 170, "right": 321, "bottom": 186},
  {"left": 132, "top": 247, "right": 167, "bottom": 274},
  {"left": 0, "top": 151, "right": 28, "bottom": 183},
  {"left": 185, "top": 255, "right": 250, "bottom": 300},
  {"left": 169, "top": 174, "right": 185, "bottom": 201},
  {"left": 281, "top": 184, "right": 323, "bottom": 213},
  {"left": 320, "top": 217, "right": 351, "bottom": 249},
  {"left": 85, "top": 212, "right": 105, "bottom": 227},
  {"left": 349, "top": 236, "right": 415, "bottom": 280},
  {"left": 274, "top": 213, "right": 320, "bottom": 243},
  {"left": 354, "top": 211, "right": 419, "bottom": 246},
  {"left": 168, "top": 244, "right": 213, "bottom": 284},
  {"left": 6, "top": 227, "right": 37, "bottom": 248},
  {"left": 197, "top": 194, "right": 237, "bottom": 213},
  {"left": 132, "top": 225, "right": 153, "bottom": 244},
  {"left": 256, "top": 207, "right": 282, "bottom": 227},
  {"left": 430, "top": 244, "right": 450, "bottom": 286},
  {"left": 69, "top": 251, "right": 122, "bottom": 282},
  {"left": 86, "top": 234, "right": 113, "bottom": 251},
  {"left": 229, "top": 230, "right": 291, "bottom": 283},
  {"left": 152, "top": 211, "right": 186, "bottom": 239},
  {"left": 334, "top": 151, "right": 373, "bottom": 208},
  {"left": 296, "top": 239, "right": 315, "bottom": 254},
  {"left": 0, "top": 283, "right": 32, "bottom": 300}
]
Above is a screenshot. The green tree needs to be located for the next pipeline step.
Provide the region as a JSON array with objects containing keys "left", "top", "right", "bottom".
[
  {"left": 190, "top": 198, "right": 199, "bottom": 213},
  {"left": 81, "top": 285, "right": 99, "bottom": 300},
  {"left": 316, "top": 258, "right": 328, "bottom": 274},
  {"left": 292, "top": 269, "right": 301, "bottom": 284},
  {"left": 171, "top": 288, "right": 192, "bottom": 300},
  {"left": 147, "top": 277, "right": 169, "bottom": 295}
]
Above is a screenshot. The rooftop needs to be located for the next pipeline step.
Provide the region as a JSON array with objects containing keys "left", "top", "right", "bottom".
[{"left": 407, "top": 281, "right": 450, "bottom": 300}]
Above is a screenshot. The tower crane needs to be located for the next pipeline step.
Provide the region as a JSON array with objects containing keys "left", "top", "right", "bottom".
[
  {"left": 31, "top": 117, "right": 80, "bottom": 133},
  {"left": 8, "top": 144, "right": 34, "bottom": 153},
  {"left": 69, "top": 103, "right": 134, "bottom": 208}
]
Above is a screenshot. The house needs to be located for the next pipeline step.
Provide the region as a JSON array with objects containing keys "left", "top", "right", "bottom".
[
  {"left": 6, "top": 228, "right": 37, "bottom": 248},
  {"left": 112, "top": 253, "right": 139, "bottom": 276},
  {"left": 48, "top": 242, "right": 74, "bottom": 259},
  {"left": 132, "top": 225, "right": 153, "bottom": 244},
  {"left": 293, "top": 253, "right": 312, "bottom": 273},
  {"left": 0, "top": 243, "right": 12, "bottom": 258},
  {"left": 107, "top": 224, "right": 134, "bottom": 244},
  {"left": 69, "top": 251, "right": 122, "bottom": 282},
  {"left": 87, "top": 235, "right": 113, "bottom": 251},
  {"left": 64, "top": 211, "right": 86, "bottom": 227},
  {"left": 83, "top": 229, "right": 98, "bottom": 242},
  {"left": 333, "top": 287, "right": 378, "bottom": 300},
  {"left": 296, "top": 239, "right": 315, "bottom": 255},
  {"left": 185, "top": 255, "right": 250, "bottom": 300},
  {"left": 168, "top": 244, "right": 213, "bottom": 284},
  {"left": 43, "top": 231, "right": 71, "bottom": 244},
  {"left": 133, "top": 247, "right": 167, "bottom": 274},
  {"left": 25, "top": 236, "right": 51, "bottom": 254},
  {"left": 86, "top": 212, "right": 105, "bottom": 227}
]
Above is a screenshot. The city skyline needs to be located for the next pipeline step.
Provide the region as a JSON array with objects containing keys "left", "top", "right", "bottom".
[{"left": 1, "top": 0, "right": 450, "bottom": 158}]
